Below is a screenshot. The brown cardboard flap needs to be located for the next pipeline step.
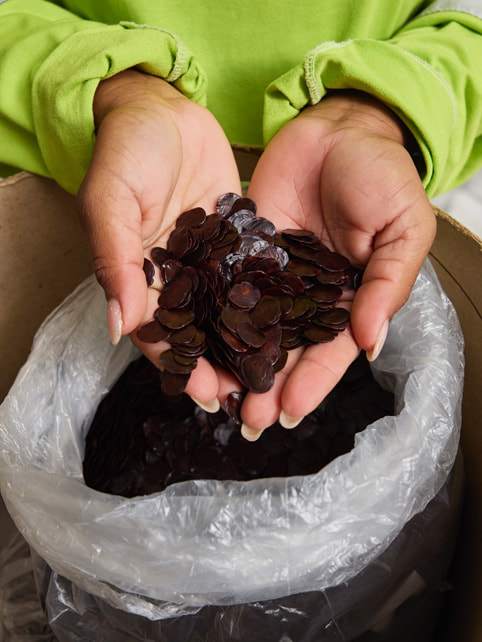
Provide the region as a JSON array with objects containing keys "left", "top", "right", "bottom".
[
  {"left": 0, "top": 173, "right": 92, "bottom": 401},
  {"left": 429, "top": 207, "right": 482, "bottom": 642}
]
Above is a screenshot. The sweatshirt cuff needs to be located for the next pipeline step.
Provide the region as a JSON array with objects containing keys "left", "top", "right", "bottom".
[
  {"left": 263, "top": 38, "right": 458, "bottom": 195},
  {"left": 33, "top": 22, "right": 207, "bottom": 195}
]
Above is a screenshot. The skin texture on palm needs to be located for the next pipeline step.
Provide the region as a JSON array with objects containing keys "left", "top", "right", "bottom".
[
  {"left": 78, "top": 70, "right": 243, "bottom": 408},
  {"left": 243, "top": 91, "right": 436, "bottom": 436},
  {"left": 77, "top": 73, "right": 436, "bottom": 439}
]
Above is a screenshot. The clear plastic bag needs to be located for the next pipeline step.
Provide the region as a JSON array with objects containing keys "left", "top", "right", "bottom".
[{"left": 0, "top": 259, "right": 464, "bottom": 627}]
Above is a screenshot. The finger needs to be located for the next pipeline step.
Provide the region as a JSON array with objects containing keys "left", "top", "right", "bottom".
[
  {"left": 350, "top": 199, "right": 436, "bottom": 359},
  {"left": 279, "top": 329, "right": 360, "bottom": 423},
  {"left": 78, "top": 163, "right": 150, "bottom": 343}
]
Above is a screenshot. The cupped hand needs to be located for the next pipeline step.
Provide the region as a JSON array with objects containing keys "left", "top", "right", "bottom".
[
  {"left": 240, "top": 90, "right": 436, "bottom": 439},
  {"left": 77, "top": 70, "right": 242, "bottom": 407}
]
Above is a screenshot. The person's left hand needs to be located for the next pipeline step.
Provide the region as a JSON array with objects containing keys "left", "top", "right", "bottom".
[{"left": 238, "top": 90, "right": 436, "bottom": 440}]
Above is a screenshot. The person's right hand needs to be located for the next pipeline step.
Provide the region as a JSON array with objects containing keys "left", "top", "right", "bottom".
[{"left": 77, "top": 69, "right": 242, "bottom": 410}]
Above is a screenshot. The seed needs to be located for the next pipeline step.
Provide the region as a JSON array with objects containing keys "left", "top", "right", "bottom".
[{"left": 135, "top": 193, "right": 362, "bottom": 396}]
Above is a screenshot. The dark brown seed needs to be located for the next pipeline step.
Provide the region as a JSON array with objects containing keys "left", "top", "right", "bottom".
[
  {"left": 228, "top": 281, "right": 261, "bottom": 310},
  {"left": 240, "top": 353, "right": 275, "bottom": 393},
  {"left": 159, "top": 349, "right": 197, "bottom": 375},
  {"left": 155, "top": 308, "right": 196, "bottom": 330},
  {"left": 136, "top": 320, "right": 171, "bottom": 344},
  {"left": 306, "top": 283, "right": 343, "bottom": 304},
  {"left": 316, "top": 249, "right": 350, "bottom": 272},
  {"left": 142, "top": 258, "right": 155, "bottom": 286},
  {"left": 157, "top": 275, "right": 193, "bottom": 309},
  {"left": 228, "top": 196, "right": 256, "bottom": 216},
  {"left": 220, "top": 326, "right": 250, "bottom": 353},
  {"left": 303, "top": 325, "right": 337, "bottom": 343},
  {"left": 251, "top": 295, "right": 281, "bottom": 328},
  {"left": 169, "top": 324, "right": 198, "bottom": 345},
  {"left": 236, "top": 321, "right": 266, "bottom": 348},
  {"left": 160, "top": 371, "right": 191, "bottom": 396},
  {"left": 161, "top": 259, "right": 183, "bottom": 284},
  {"left": 316, "top": 307, "right": 351, "bottom": 328},
  {"left": 286, "top": 260, "right": 322, "bottom": 277},
  {"left": 136, "top": 193, "right": 358, "bottom": 396},
  {"left": 176, "top": 207, "right": 207, "bottom": 228},
  {"left": 151, "top": 246, "right": 170, "bottom": 268}
]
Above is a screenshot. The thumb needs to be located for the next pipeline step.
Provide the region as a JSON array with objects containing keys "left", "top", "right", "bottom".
[
  {"left": 77, "top": 173, "right": 148, "bottom": 344},
  {"left": 350, "top": 200, "right": 436, "bottom": 361}
]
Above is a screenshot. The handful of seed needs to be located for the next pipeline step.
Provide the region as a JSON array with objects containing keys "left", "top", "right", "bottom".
[{"left": 138, "top": 193, "right": 362, "bottom": 396}]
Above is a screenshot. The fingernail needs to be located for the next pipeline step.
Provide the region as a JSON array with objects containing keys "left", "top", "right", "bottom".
[
  {"left": 190, "top": 396, "right": 220, "bottom": 414},
  {"left": 279, "top": 411, "right": 304, "bottom": 429},
  {"left": 367, "top": 320, "right": 389, "bottom": 362},
  {"left": 241, "top": 423, "right": 263, "bottom": 442},
  {"left": 107, "top": 299, "right": 123, "bottom": 346}
]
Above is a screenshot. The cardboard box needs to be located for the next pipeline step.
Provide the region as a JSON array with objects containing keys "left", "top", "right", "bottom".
[{"left": 0, "top": 170, "right": 481, "bottom": 640}]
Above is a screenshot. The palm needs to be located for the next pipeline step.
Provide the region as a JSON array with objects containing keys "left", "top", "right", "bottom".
[
  {"left": 78, "top": 73, "right": 242, "bottom": 405},
  {"left": 242, "top": 95, "right": 435, "bottom": 431}
]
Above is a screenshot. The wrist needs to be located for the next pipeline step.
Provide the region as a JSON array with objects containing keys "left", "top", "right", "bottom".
[
  {"left": 307, "top": 90, "right": 416, "bottom": 151},
  {"left": 93, "top": 70, "right": 177, "bottom": 129}
]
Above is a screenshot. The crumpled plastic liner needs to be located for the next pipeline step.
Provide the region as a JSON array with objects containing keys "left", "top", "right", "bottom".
[
  {"left": 0, "top": 259, "right": 464, "bottom": 622},
  {"left": 42, "top": 450, "right": 464, "bottom": 641}
]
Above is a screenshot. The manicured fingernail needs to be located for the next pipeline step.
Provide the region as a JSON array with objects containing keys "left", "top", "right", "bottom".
[
  {"left": 107, "top": 299, "right": 123, "bottom": 346},
  {"left": 367, "top": 320, "right": 389, "bottom": 362},
  {"left": 190, "top": 396, "right": 220, "bottom": 414},
  {"left": 241, "top": 423, "right": 262, "bottom": 442},
  {"left": 279, "top": 411, "right": 304, "bottom": 429}
]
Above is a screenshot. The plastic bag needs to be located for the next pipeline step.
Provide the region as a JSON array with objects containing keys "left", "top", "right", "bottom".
[{"left": 0, "top": 259, "right": 464, "bottom": 623}]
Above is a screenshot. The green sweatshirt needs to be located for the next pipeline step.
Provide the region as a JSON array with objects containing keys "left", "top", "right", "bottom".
[{"left": 1, "top": 0, "right": 482, "bottom": 197}]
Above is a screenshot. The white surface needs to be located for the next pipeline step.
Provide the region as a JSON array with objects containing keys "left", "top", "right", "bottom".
[{"left": 432, "top": 169, "right": 482, "bottom": 240}]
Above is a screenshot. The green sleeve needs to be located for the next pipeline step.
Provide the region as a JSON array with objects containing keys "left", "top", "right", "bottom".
[
  {"left": 0, "top": 0, "right": 206, "bottom": 194},
  {"left": 263, "top": 10, "right": 482, "bottom": 198}
]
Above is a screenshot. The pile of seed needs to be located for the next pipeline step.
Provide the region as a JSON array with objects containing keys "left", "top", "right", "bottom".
[
  {"left": 83, "top": 353, "right": 394, "bottom": 497},
  {"left": 138, "top": 193, "right": 362, "bottom": 395}
]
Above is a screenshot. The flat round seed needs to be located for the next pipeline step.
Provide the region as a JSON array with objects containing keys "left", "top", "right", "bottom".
[
  {"left": 143, "top": 258, "right": 155, "bottom": 286},
  {"left": 136, "top": 320, "right": 171, "bottom": 343},
  {"left": 161, "top": 258, "right": 183, "bottom": 284},
  {"left": 156, "top": 308, "right": 196, "bottom": 330},
  {"left": 151, "top": 246, "right": 170, "bottom": 268},
  {"left": 251, "top": 295, "right": 281, "bottom": 328},
  {"left": 316, "top": 307, "right": 351, "bottom": 327},
  {"left": 169, "top": 324, "right": 198, "bottom": 346},
  {"left": 220, "top": 326, "right": 250, "bottom": 353},
  {"left": 160, "top": 371, "right": 191, "bottom": 396},
  {"left": 236, "top": 321, "right": 266, "bottom": 348},
  {"left": 228, "top": 209, "right": 256, "bottom": 231},
  {"left": 240, "top": 353, "right": 275, "bottom": 393},
  {"left": 303, "top": 325, "right": 337, "bottom": 343},
  {"left": 159, "top": 349, "right": 197, "bottom": 375},
  {"left": 244, "top": 216, "right": 276, "bottom": 235},
  {"left": 255, "top": 245, "right": 289, "bottom": 269},
  {"left": 287, "top": 259, "right": 322, "bottom": 277},
  {"left": 228, "top": 281, "right": 261, "bottom": 310},
  {"left": 273, "top": 348, "right": 288, "bottom": 373},
  {"left": 316, "top": 249, "right": 350, "bottom": 272},
  {"left": 307, "top": 283, "right": 343, "bottom": 304},
  {"left": 216, "top": 192, "right": 241, "bottom": 217},
  {"left": 176, "top": 207, "right": 207, "bottom": 228},
  {"left": 220, "top": 306, "right": 248, "bottom": 333},
  {"left": 228, "top": 196, "right": 257, "bottom": 216},
  {"left": 157, "top": 275, "right": 193, "bottom": 309}
]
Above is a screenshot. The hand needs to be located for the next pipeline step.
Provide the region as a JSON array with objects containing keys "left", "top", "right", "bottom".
[
  {"left": 239, "top": 90, "right": 436, "bottom": 439},
  {"left": 77, "top": 69, "right": 242, "bottom": 408}
]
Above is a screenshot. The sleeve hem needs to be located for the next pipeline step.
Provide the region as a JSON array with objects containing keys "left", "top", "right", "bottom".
[
  {"left": 263, "top": 38, "right": 458, "bottom": 194},
  {"left": 32, "top": 22, "right": 207, "bottom": 194}
]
